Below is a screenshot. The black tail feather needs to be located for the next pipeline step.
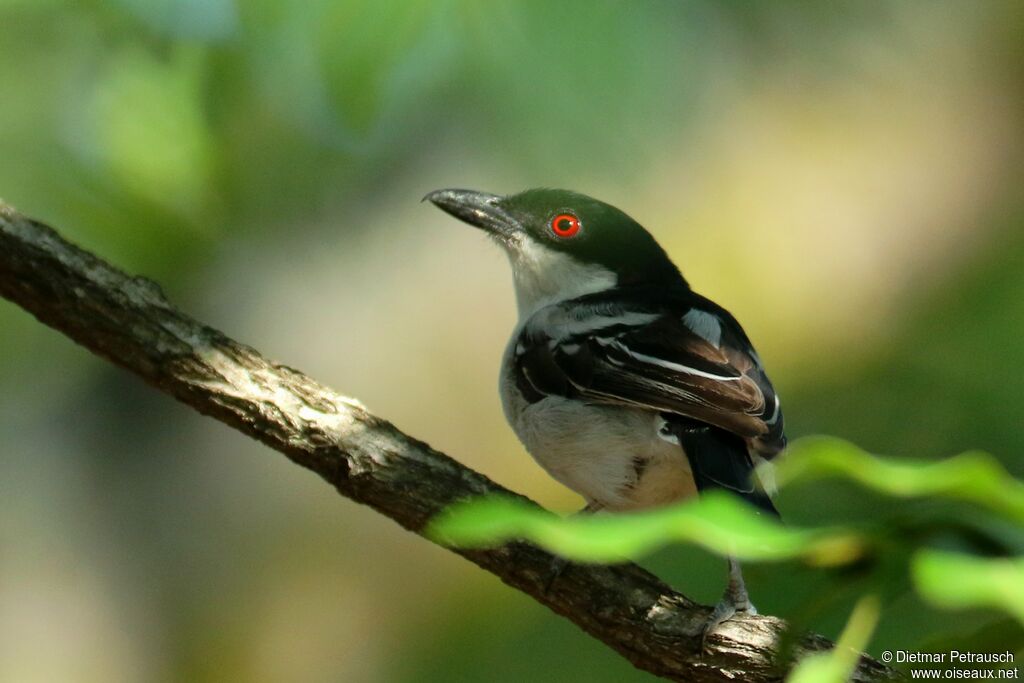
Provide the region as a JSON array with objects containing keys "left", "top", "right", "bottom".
[{"left": 667, "top": 418, "right": 779, "bottom": 518}]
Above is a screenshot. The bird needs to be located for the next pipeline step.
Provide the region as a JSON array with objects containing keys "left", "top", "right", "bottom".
[{"left": 425, "top": 187, "right": 786, "bottom": 643}]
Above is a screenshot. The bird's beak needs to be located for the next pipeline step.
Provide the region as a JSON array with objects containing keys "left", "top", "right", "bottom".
[{"left": 424, "top": 189, "right": 520, "bottom": 240}]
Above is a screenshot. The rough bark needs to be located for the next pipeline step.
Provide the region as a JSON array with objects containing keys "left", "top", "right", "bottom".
[{"left": 0, "top": 201, "right": 899, "bottom": 682}]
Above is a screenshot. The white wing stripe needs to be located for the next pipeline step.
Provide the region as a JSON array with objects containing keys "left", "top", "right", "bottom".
[{"left": 595, "top": 338, "right": 744, "bottom": 382}]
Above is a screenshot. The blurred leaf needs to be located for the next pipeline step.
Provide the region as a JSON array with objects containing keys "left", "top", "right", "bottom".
[
  {"left": 315, "top": 1, "right": 438, "bottom": 135},
  {"left": 427, "top": 491, "right": 865, "bottom": 565},
  {"left": 78, "top": 45, "right": 217, "bottom": 225},
  {"left": 458, "top": 0, "right": 707, "bottom": 175},
  {"left": 912, "top": 550, "right": 1024, "bottom": 625},
  {"left": 109, "top": 0, "right": 238, "bottom": 41},
  {"left": 235, "top": 0, "right": 456, "bottom": 154},
  {"left": 776, "top": 437, "right": 1024, "bottom": 524},
  {"left": 786, "top": 594, "right": 880, "bottom": 683}
]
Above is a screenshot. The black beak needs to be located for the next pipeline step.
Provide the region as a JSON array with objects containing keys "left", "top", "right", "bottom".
[{"left": 424, "top": 189, "right": 519, "bottom": 239}]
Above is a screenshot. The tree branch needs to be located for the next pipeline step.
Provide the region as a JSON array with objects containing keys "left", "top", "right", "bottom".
[{"left": 0, "top": 201, "right": 898, "bottom": 682}]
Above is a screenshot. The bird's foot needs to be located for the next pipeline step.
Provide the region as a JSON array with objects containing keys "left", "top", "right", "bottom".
[{"left": 700, "top": 562, "right": 757, "bottom": 654}]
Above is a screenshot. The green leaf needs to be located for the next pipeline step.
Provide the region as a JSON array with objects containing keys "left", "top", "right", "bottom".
[
  {"left": 84, "top": 46, "right": 216, "bottom": 224},
  {"left": 427, "top": 492, "right": 865, "bottom": 565},
  {"left": 776, "top": 437, "right": 1024, "bottom": 524},
  {"left": 912, "top": 550, "right": 1024, "bottom": 625},
  {"left": 787, "top": 595, "right": 881, "bottom": 683}
]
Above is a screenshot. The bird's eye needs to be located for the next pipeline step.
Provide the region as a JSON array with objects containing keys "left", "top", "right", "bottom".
[{"left": 551, "top": 213, "right": 580, "bottom": 238}]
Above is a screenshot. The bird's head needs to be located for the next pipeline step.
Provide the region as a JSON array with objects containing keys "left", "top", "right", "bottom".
[{"left": 425, "top": 188, "right": 685, "bottom": 317}]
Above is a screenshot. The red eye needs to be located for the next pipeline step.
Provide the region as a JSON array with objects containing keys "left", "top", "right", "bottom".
[{"left": 551, "top": 213, "right": 580, "bottom": 238}]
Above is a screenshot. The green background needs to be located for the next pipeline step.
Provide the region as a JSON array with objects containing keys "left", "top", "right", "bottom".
[{"left": 1, "top": 1, "right": 1022, "bottom": 680}]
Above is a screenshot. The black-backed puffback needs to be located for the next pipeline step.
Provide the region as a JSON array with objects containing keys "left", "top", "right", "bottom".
[{"left": 426, "top": 187, "right": 786, "bottom": 645}]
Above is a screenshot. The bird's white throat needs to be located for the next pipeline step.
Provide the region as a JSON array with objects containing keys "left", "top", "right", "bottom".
[{"left": 506, "top": 237, "right": 617, "bottom": 320}]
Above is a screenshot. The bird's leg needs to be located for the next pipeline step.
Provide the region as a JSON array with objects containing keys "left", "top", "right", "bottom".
[
  {"left": 542, "top": 501, "right": 602, "bottom": 594},
  {"left": 701, "top": 557, "right": 757, "bottom": 652}
]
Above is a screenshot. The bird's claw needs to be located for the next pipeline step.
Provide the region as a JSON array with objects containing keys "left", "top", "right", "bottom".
[{"left": 700, "top": 589, "right": 757, "bottom": 654}]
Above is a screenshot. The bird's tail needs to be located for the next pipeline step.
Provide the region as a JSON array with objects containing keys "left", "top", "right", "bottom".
[{"left": 668, "top": 419, "right": 779, "bottom": 518}]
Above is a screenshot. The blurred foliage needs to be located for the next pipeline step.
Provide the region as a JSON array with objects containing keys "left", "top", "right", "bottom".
[
  {"left": 778, "top": 437, "right": 1024, "bottom": 524},
  {"left": 431, "top": 489, "right": 866, "bottom": 565},
  {"left": 913, "top": 551, "right": 1024, "bottom": 626},
  {"left": 2, "top": 0, "right": 1023, "bottom": 681},
  {"left": 787, "top": 595, "right": 881, "bottom": 683},
  {"left": 432, "top": 437, "right": 1024, "bottom": 678},
  {"left": 791, "top": 218, "right": 1024, "bottom": 470}
]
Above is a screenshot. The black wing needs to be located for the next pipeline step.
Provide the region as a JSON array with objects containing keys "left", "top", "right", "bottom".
[
  {"left": 513, "top": 287, "right": 785, "bottom": 510},
  {"left": 515, "top": 288, "right": 785, "bottom": 455}
]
